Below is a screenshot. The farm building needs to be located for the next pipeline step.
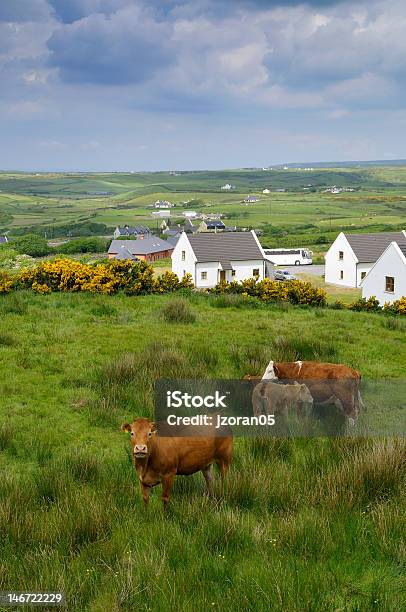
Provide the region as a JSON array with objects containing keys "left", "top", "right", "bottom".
[
  {"left": 113, "top": 225, "right": 151, "bottom": 239},
  {"left": 262, "top": 189, "right": 271, "bottom": 194},
  {"left": 361, "top": 241, "right": 406, "bottom": 304},
  {"left": 108, "top": 237, "right": 174, "bottom": 262},
  {"left": 0, "top": 236, "right": 8, "bottom": 244},
  {"left": 324, "top": 231, "right": 406, "bottom": 288},
  {"left": 243, "top": 195, "right": 259, "bottom": 204},
  {"left": 221, "top": 184, "right": 235, "bottom": 191},
  {"left": 198, "top": 220, "right": 226, "bottom": 232},
  {"left": 172, "top": 231, "right": 265, "bottom": 288}
]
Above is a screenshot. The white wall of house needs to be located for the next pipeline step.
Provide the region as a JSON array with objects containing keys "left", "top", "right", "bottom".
[
  {"left": 356, "top": 263, "right": 373, "bottom": 287},
  {"left": 362, "top": 243, "right": 406, "bottom": 304},
  {"left": 171, "top": 233, "right": 196, "bottom": 282},
  {"left": 229, "top": 259, "right": 264, "bottom": 283},
  {"left": 325, "top": 233, "right": 358, "bottom": 287},
  {"left": 195, "top": 262, "right": 221, "bottom": 288}
]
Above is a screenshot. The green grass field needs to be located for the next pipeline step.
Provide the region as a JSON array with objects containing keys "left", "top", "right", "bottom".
[{"left": 0, "top": 290, "right": 405, "bottom": 611}]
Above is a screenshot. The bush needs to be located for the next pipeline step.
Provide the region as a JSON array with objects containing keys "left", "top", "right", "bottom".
[
  {"left": 0, "top": 271, "right": 14, "bottom": 294},
  {"left": 12, "top": 234, "right": 51, "bottom": 257},
  {"left": 162, "top": 299, "right": 196, "bottom": 324},
  {"left": 210, "top": 277, "right": 327, "bottom": 307},
  {"left": 348, "top": 296, "right": 381, "bottom": 312},
  {"left": 56, "top": 237, "right": 109, "bottom": 254},
  {"left": 383, "top": 296, "right": 406, "bottom": 316},
  {"left": 154, "top": 271, "right": 193, "bottom": 293}
]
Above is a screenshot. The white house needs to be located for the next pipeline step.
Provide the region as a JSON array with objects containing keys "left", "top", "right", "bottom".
[
  {"left": 361, "top": 242, "right": 406, "bottom": 304},
  {"left": 171, "top": 231, "right": 265, "bottom": 288},
  {"left": 262, "top": 189, "right": 271, "bottom": 194},
  {"left": 221, "top": 184, "right": 235, "bottom": 191},
  {"left": 325, "top": 231, "right": 406, "bottom": 288}
]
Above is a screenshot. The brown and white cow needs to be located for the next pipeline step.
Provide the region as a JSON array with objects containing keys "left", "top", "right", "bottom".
[
  {"left": 121, "top": 418, "right": 233, "bottom": 509},
  {"left": 261, "top": 360, "right": 363, "bottom": 424}
]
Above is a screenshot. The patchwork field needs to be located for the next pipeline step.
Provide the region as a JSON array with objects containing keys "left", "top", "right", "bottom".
[
  {"left": 1, "top": 167, "right": 406, "bottom": 258},
  {"left": 0, "top": 290, "right": 405, "bottom": 611}
]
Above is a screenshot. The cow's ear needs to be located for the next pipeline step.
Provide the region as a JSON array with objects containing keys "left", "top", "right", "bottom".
[
  {"left": 121, "top": 423, "right": 132, "bottom": 432},
  {"left": 150, "top": 422, "right": 158, "bottom": 433},
  {"left": 273, "top": 364, "right": 280, "bottom": 377}
]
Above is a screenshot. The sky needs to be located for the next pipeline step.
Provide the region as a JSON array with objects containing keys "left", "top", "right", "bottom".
[{"left": 0, "top": 0, "right": 405, "bottom": 171}]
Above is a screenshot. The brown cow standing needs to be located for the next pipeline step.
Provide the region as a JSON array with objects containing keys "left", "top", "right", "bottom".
[
  {"left": 262, "top": 360, "right": 363, "bottom": 423},
  {"left": 121, "top": 418, "right": 233, "bottom": 509}
]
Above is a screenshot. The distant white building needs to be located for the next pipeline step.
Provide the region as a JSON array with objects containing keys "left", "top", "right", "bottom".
[
  {"left": 325, "top": 231, "right": 406, "bottom": 288},
  {"left": 154, "top": 200, "right": 174, "bottom": 208},
  {"left": 262, "top": 189, "right": 271, "bottom": 194},
  {"left": 243, "top": 195, "right": 259, "bottom": 204},
  {"left": 221, "top": 184, "right": 235, "bottom": 191},
  {"left": 182, "top": 211, "right": 198, "bottom": 218},
  {"left": 172, "top": 231, "right": 265, "bottom": 288},
  {"left": 361, "top": 242, "right": 406, "bottom": 304}
]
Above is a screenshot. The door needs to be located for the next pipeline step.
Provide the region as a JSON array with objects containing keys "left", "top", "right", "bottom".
[{"left": 219, "top": 270, "right": 226, "bottom": 282}]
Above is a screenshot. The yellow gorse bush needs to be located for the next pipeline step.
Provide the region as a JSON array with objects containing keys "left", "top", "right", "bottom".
[
  {"left": 383, "top": 296, "right": 406, "bottom": 316},
  {"left": 8, "top": 258, "right": 193, "bottom": 295},
  {"left": 211, "top": 277, "right": 327, "bottom": 306}
]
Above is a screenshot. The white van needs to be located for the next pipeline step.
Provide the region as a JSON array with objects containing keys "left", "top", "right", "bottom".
[{"left": 263, "top": 248, "right": 313, "bottom": 266}]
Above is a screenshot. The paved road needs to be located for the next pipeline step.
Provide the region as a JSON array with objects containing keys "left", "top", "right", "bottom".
[{"left": 269, "top": 264, "right": 325, "bottom": 278}]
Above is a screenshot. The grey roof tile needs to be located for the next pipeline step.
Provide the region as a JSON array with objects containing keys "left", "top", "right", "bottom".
[
  {"left": 108, "top": 237, "right": 174, "bottom": 255},
  {"left": 345, "top": 231, "right": 406, "bottom": 262},
  {"left": 188, "top": 232, "right": 263, "bottom": 263}
]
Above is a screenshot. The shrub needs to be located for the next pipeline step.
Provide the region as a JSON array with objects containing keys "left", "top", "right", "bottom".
[
  {"left": 210, "top": 277, "right": 326, "bottom": 307},
  {"left": 154, "top": 271, "right": 193, "bottom": 293},
  {"left": 0, "top": 271, "right": 13, "bottom": 294},
  {"left": 55, "top": 237, "right": 108, "bottom": 254},
  {"left": 348, "top": 296, "right": 381, "bottom": 312},
  {"left": 13, "top": 234, "right": 51, "bottom": 257},
  {"left": 162, "top": 299, "right": 196, "bottom": 324},
  {"left": 383, "top": 296, "right": 406, "bottom": 316}
]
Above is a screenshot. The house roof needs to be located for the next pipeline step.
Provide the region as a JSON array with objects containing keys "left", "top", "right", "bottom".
[
  {"left": 397, "top": 243, "right": 406, "bottom": 259},
  {"left": 116, "top": 225, "right": 150, "bottom": 235},
  {"left": 345, "top": 231, "right": 406, "bottom": 262},
  {"left": 205, "top": 220, "right": 225, "bottom": 228},
  {"left": 108, "top": 237, "right": 174, "bottom": 255},
  {"left": 112, "top": 246, "right": 139, "bottom": 260},
  {"left": 187, "top": 231, "right": 264, "bottom": 263}
]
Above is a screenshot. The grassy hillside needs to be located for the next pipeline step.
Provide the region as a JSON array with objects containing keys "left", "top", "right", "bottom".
[{"left": 0, "top": 291, "right": 405, "bottom": 611}]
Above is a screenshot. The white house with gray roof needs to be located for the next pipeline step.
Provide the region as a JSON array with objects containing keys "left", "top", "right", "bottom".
[
  {"left": 325, "top": 231, "right": 406, "bottom": 288},
  {"left": 171, "top": 231, "right": 265, "bottom": 288},
  {"left": 361, "top": 242, "right": 406, "bottom": 304}
]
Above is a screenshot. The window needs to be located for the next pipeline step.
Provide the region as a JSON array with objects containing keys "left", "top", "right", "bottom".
[
  {"left": 231, "top": 270, "right": 236, "bottom": 277},
  {"left": 253, "top": 269, "right": 260, "bottom": 277},
  {"left": 201, "top": 271, "right": 207, "bottom": 280},
  {"left": 181, "top": 250, "right": 185, "bottom": 261},
  {"left": 339, "top": 251, "right": 344, "bottom": 260},
  {"left": 385, "top": 276, "right": 395, "bottom": 292},
  {"left": 340, "top": 270, "right": 344, "bottom": 280},
  {"left": 361, "top": 271, "right": 367, "bottom": 280}
]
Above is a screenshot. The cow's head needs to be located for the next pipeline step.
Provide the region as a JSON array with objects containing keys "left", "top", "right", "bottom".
[
  {"left": 121, "top": 418, "right": 157, "bottom": 459},
  {"left": 297, "top": 383, "right": 313, "bottom": 406}
]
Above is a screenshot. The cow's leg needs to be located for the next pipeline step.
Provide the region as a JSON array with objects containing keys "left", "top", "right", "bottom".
[
  {"left": 140, "top": 482, "right": 151, "bottom": 507},
  {"left": 202, "top": 465, "right": 214, "bottom": 496},
  {"left": 161, "top": 473, "right": 175, "bottom": 510}
]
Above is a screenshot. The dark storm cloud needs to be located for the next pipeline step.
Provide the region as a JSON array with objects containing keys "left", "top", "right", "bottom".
[{"left": 47, "top": 8, "right": 174, "bottom": 85}]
